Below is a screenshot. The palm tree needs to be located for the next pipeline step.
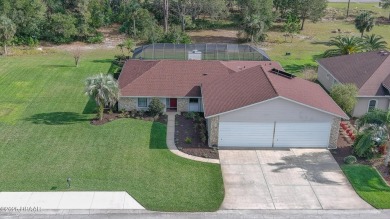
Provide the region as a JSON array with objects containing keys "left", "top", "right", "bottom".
[
  {"left": 324, "top": 36, "right": 363, "bottom": 57},
  {"left": 381, "top": 0, "right": 390, "bottom": 20},
  {"left": 355, "top": 11, "right": 375, "bottom": 37},
  {"left": 85, "top": 74, "right": 119, "bottom": 120},
  {"left": 357, "top": 109, "right": 390, "bottom": 166},
  {"left": 363, "top": 34, "right": 388, "bottom": 51}
]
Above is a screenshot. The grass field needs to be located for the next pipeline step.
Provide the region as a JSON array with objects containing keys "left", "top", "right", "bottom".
[
  {"left": 265, "top": 3, "right": 390, "bottom": 75},
  {"left": 0, "top": 49, "right": 224, "bottom": 212},
  {"left": 342, "top": 164, "right": 390, "bottom": 209}
]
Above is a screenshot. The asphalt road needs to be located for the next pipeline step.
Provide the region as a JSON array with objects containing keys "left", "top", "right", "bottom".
[{"left": 2, "top": 210, "right": 390, "bottom": 219}]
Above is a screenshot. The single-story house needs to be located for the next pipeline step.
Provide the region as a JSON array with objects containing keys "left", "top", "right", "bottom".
[
  {"left": 317, "top": 50, "right": 390, "bottom": 117},
  {"left": 118, "top": 59, "right": 348, "bottom": 149}
]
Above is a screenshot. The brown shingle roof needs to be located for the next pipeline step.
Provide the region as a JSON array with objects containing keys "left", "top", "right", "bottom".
[
  {"left": 317, "top": 51, "right": 390, "bottom": 96},
  {"left": 201, "top": 64, "right": 278, "bottom": 117},
  {"left": 202, "top": 62, "right": 348, "bottom": 119},
  {"left": 119, "top": 60, "right": 347, "bottom": 119},
  {"left": 119, "top": 60, "right": 251, "bottom": 97}
]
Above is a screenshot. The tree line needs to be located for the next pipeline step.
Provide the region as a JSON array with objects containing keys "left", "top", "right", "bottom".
[{"left": 0, "top": 0, "right": 331, "bottom": 42}]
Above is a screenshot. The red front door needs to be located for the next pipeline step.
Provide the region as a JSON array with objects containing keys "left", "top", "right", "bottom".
[{"left": 170, "top": 98, "right": 177, "bottom": 108}]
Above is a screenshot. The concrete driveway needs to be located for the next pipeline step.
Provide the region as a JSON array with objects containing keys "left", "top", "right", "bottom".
[{"left": 219, "top": 149, "right": 373, "bottom": 210}]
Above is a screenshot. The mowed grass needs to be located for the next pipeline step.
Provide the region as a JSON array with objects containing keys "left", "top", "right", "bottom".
[
  {"left": 342, "top": 165, "right": 390, "bottom": 209},
  {"left": 0, "top": 50, "right": 224, "bottom": 212},
  {"left": 266, "top": 3, "right": 390, "bottom": 75}
]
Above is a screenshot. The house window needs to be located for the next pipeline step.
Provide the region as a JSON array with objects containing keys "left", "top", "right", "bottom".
[
  {"left": 368, "top": 99, "right": 377, "bottom": 111},
  {"left": 189, "top": 98, "right": 198, "bottom": 103},
  {"left": 138, "top": 98, "right": 147, "bottom": 107}
]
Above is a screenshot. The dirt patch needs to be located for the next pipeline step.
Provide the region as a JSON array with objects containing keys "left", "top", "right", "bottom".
[
  {"left": 43, "top": 24, "right": 126, "bottom": 52},
  {"left": 91, "top": 110, "right": 168, "bottom": 126},
  {"left": 188, "top": 29, "right": 239, "bottom": 43},
  {"left": 175, "top": 113, "right": 219, "bottom": 159}
]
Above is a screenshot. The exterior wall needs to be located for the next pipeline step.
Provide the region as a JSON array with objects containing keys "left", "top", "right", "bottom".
[
  {"left": 219, "top": 98, "right": 334, "bottom": 123},
  {"left": 177, "top": 98, "right": 189, "bottom": 112},
  {"left": 118, "top": 97, "right": 166, "bottom": 112},
  {"left": 207, "top": 116, "right": 219, "bottom": 147},
  {"left": 118, "top": 97, "right": 137, "bottom": 111},
  {"left": 317, "top": 65, "right": 338, "bottom": 92},
  {"left": 329, "top": 117, "right": 341, "bottom": 149},
  {"left": 352, "top": 97, "right": 390, "bottom": 117},
  {"left": 217, "top": 97, "right": 339, "bottom": 148}
]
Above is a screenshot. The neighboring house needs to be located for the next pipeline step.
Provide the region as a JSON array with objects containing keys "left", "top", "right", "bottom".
[
  {"left": 118, "top": 60, "right": 348, "bottom": 149},
  {"left": 317, "top": 51, "right": 390, "bottom": 117}
]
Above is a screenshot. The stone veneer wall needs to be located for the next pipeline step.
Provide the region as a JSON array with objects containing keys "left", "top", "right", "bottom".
[
  {"left": 118, "top": 97, "right": 137, "bottom": 111},
  {"left": 208, "top": 116, "right": 219, "bottom": 147},
  {"left": 177, "top": 98, "right": 189, "bottom": 112},
  {"left": 329, "top": 117, "right": 341, "bottom": 149}
]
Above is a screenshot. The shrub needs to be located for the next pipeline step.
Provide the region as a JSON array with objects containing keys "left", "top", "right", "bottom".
[
  {"left": 86, "top": 33, "right": 104, "bottom": 44},
  {"left": 185, "top": 137, "right": 192, "bottom": 144},
  {"left": 148, "top": 98, "right": 165, "bottom": 117},
  {"left": 344, "top": 155, "right": 357, "bottom": 164},
  {"left": 185, "top": 112, "right": 196, "bottom": 120},
  {"left": 353, "top": 132, "right": 376, "bottom": 159}
]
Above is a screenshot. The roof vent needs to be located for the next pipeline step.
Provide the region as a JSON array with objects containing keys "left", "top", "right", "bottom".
[
  {"left": 203, "top": 73, "right": 208, "bottom": 76},
  {"left": 384, "top": 52, "right": 389, "bottom": 56},
  {"left": 270, "top": 68, "right": 296, "bottom": 79}
]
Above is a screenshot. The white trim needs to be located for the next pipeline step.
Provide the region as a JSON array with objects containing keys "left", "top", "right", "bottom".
[
  {"left": 367, "top": 99, "right": 378, "bottom": 112},
  {"left": 205, "top": 96, "right": 280, "bottom": 119},
  {"left": 357, "top": 95, "right": 390, "bottom": 98},
  {"left": 206, "top": 96, "right": 349, "bottom": 120},
  {"left": 137, "top": 97, "right": 148, "bottom": 108}
]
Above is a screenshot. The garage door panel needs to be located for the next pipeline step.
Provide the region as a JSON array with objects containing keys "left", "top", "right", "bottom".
[
  {"left": 219, "top": 122, "right": 274, "bottom": 147},
  {"left": 274, "top": 123, "right": 330, "bottom": 147}
]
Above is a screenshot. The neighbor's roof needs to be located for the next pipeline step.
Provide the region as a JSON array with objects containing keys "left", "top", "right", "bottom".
[
  {"left": 202, "top": 62, "right": 348, "bottom": 119},
  {"left": 317, "top": 51, "right": 390, "bottom": 96},
  {"left": 119, "top": 59, "right": 348, "bottom": 119}
]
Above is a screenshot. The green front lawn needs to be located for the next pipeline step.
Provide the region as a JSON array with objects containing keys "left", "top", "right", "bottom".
[
  {"left": 342, "top": 164, "right": 390, "bottom": 209},
  {"left": 0, "top": 50, "right": 224, "bottom": 212}
]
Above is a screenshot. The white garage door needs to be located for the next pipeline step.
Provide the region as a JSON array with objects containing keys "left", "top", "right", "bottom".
[
  {"left": 218, "top": 122, "right": 331, "bottom": 148},
  {"left": 219, "top": 122, "right": 274, "bottom": 147},
  {"left": 274, "top": 123, "right": 331, "bottom": 147}
]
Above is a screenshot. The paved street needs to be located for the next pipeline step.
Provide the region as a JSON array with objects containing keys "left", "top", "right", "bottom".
[
  {"left": 2, "top": 209, "right": 390, "bottom": 219},
  {"left": 219, "top": 149, "right": 372, "bottom": 210}
]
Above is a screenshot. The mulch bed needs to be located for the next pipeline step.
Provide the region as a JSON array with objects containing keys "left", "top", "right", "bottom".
[
  {"left": 175, "top": 113, "right": 219, "bottom": 159},
  {"left": 331, "top": 128, "right": 390, "bottom": 185},
  {"left": 91, "top": 110, "right": 168, "bottom": 125}
]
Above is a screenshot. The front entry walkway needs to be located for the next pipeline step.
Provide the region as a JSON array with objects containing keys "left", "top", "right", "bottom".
[
  {"left": 0, "top": 192, "right": 144, "bottom": 210},
  {"left": 220, "top": 149, "right": 373, "bottom": 210},
  {"left": 165, "top": 112, "right": 219, "bottom": 164}
]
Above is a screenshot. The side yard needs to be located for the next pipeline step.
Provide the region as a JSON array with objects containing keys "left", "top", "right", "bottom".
[{"left": 0, "top": 50, "right": 224, "bottom": 212}]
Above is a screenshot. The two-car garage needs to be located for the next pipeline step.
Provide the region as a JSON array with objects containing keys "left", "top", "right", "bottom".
[
  {"left": 218, "top": 122, "right": 331, "bottom": 148},
  {"left": 210, "top": 98, "right": 341, "bottom": 149}
]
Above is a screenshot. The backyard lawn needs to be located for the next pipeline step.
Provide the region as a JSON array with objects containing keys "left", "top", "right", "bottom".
[
  {"left": 0, "top": 49, "right": 224, "bottom": 212},
  {"left": 266, "top": 3, "right": 390, "bottom": 75},
  {"left": 342, "top": 165, "right": 390, "bottom": 209}
]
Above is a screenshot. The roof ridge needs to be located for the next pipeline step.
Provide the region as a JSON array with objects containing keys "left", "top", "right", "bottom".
[
  {"left": 260, "top": 64, "right": 279, "bottom": 96},
  {"left": 359, "top": 53, "right": 390, "bottom": 92}
]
